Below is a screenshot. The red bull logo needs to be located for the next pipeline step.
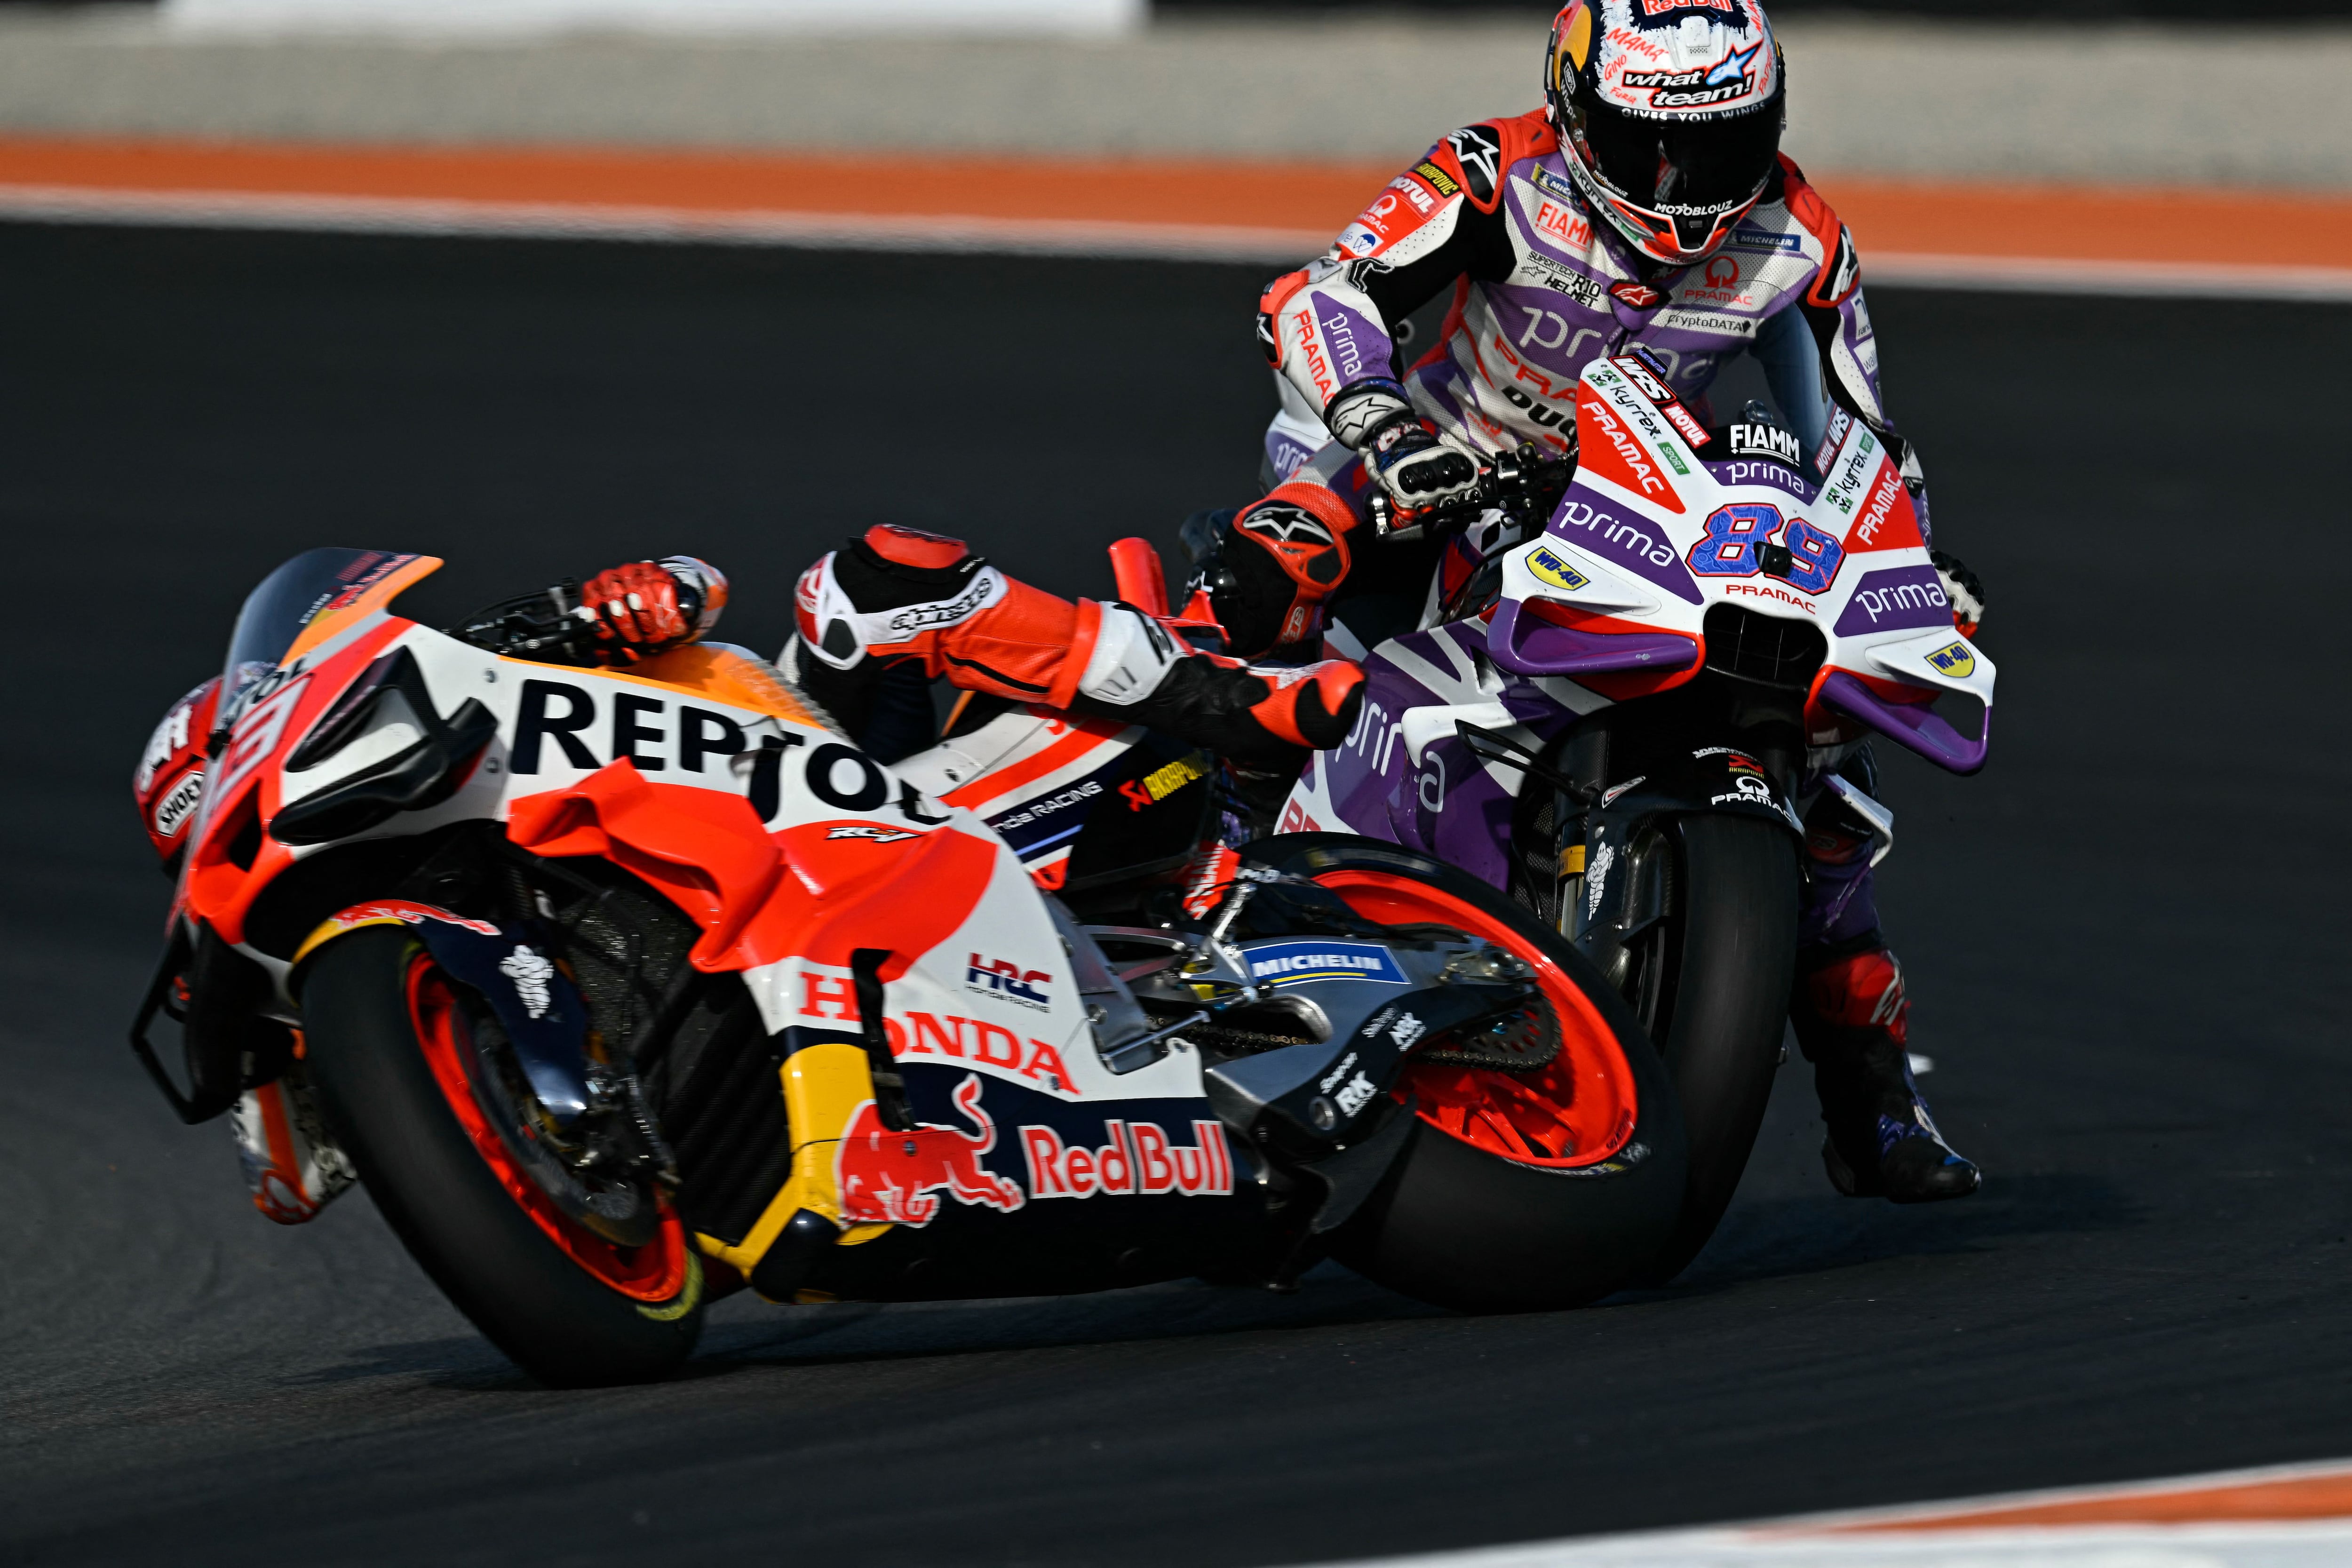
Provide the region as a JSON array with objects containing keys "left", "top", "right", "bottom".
[
  {"left": 835, "top": 1074, "right": 1026, "bottom": 1226},
  {"left": 1021, "top": 1119, "right": 1235, "bottom": 1200}
]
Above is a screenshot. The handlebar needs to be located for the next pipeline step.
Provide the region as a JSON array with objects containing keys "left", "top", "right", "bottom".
[{"left": 1367, "top": 442, "right": 1577, "bottom": 544}]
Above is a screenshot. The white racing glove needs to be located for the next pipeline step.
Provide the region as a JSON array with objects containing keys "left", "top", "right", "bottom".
[
  {"left": 1327, "top": 380, "right": 1479, "bottom": 508},
  {"left": 1929, "top": 549, "right": 1986, "bottom": 635}
]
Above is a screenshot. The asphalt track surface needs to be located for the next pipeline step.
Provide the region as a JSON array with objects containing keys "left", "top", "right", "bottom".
[{"left": 2, "top": 224, "right": 2348, "bottom": 1567}]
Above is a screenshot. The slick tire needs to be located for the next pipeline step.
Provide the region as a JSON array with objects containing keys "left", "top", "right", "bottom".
[
  {"left": 1629, "top": 814, "right": 1801, "bottom": 1285},
  {"left": 1244, "top": 836, "right": 1686, "bottom": 1312},
  {"left": 302, "top": 927, "right": 704, "bottom": 1386}
]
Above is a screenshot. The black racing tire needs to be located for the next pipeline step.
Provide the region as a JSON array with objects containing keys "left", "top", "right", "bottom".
[
  {"left": 1628, "top": 814, "right": 1801, "bottom": 1284},
  {"left": 301, "top": 926, "right": 704, "bottom": 1386},
  {"left": 1243, "top": 836, "right": 1687, "bottom": 1312}
]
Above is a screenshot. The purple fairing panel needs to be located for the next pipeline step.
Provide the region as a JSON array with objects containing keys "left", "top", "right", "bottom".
[
  {"left": 1547, "top": 485, "right": 1705, "bottom": 604},
  {"left": 1819, "top": 672, "right": 1989, "bottom": 775},
  {"left": 1306, "top": 291, "right": 1392, "bottom": 388},
  {"left": 1487, "top": 597, "right": 1699, "bottom": 679},
  {"left": 1316, "top": 631, "right": 1563, "bottom": 891},
  {"left": 1830, "top": 565, "right": 1951, "bottom": 637}
]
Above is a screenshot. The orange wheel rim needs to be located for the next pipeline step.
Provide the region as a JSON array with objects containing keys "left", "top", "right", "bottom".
[
  {"left": 405, "top": 954, "right": 690, "bottom": 1302},
  {"left": 1311, "top": 869, "right": 1640, "bottom": 1169}
]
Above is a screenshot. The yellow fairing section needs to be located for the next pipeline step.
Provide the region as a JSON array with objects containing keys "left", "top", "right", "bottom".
[
  {"left": 290, "top": 910, "right": 416, "bottom": 970},
  {"left": 695, "top": 1041, "right": 892, "bottom": 1275}
]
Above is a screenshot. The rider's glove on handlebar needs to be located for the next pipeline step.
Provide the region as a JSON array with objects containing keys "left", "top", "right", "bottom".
[
  {"left": 576, "top": 557, "right": 729, "bottom": 666},
  {"left": 1068, "top": 605, "right": 1367, "bottom": 767},
  {"left": 1328, "top": 379, "right": 1479, "bottom": 508},
  {"left": 1928, "top": 549, "right": 1985, "bottom": 636}
]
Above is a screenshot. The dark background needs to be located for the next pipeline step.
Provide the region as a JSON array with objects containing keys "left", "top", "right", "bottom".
[
  {"left": 1, "top": 223, "right": 2348, "bottom": 1565},
  {"left": 9, "top": 0, "right": 2343, "bottom": 16},
  {"left": 1153, "top": 0, "right": 2349, "bottom": 19}
]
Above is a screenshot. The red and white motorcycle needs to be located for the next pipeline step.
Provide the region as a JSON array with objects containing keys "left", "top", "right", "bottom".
[{"left": 131, "top": 546, "right": 1685, "bottom": 1385}]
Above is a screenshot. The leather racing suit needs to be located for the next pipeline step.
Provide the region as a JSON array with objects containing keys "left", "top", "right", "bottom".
[
  {"left": 460, "top": 535, "right": 1367, "bottom": 775},
  {"left": 1216, "top": 109, "right": 1975, "bottom": 1202}
]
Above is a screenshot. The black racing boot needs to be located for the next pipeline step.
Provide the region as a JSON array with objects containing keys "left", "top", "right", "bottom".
[{"left": 1791, "top": 939, "right": 1980, "bottom": 1204}]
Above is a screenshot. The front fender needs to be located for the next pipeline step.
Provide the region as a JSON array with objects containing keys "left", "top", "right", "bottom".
[
  {"left": 290, "top": 900, "right": 596, "bottom": 1125},
  {"left": 1569, "top": 743, "right": 1801, "bottom": 970}
]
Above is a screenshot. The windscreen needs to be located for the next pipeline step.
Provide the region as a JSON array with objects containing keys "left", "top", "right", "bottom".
[{"left": 219, "top": 548, "right": 418, "bottom": 728}]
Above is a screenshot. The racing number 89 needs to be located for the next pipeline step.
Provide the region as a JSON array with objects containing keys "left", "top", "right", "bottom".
[
  {"left": 1684, "top": 503, "right": 1846, "bottom": 594},
  {"left": 1688, "top": 503, "right": 1780, "bottom": 576},
  {"left": 1778, "top": 517, "right": 1844, "bottom": 594}
]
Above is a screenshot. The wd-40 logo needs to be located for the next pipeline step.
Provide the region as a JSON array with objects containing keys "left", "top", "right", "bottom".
[
  {"left": 1526, "top": 546, "right": 1591, "bottom": 593},
  {"left": 1245, "top": 941, "right": 1407, "bottom": 987},
  {"left": 1926, "top": 640, "right": 1977, "bottom": 679},
  {"left": 966, "top": 955, "right": 1052, "bottom": 1011}
]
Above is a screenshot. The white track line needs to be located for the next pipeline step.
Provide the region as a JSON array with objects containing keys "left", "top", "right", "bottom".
[
  {"left": 1297, "top": 1456, "right": 2352, "bottom": 1568},
  {"left": 3, "top": 183, "right": 2350, "bottom": 300}
]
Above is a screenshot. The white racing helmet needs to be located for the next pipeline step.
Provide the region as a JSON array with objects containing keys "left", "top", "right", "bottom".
[{"left": 1545, "top": 0, "right": 1788, "bottom": 267}]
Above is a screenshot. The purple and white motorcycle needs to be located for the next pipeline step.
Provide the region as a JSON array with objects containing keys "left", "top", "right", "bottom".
[{"left": 1268, "top": 351, "right": 1994, "bottom": 1278}]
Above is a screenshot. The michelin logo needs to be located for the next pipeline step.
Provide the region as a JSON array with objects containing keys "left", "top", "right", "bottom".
[{"left": 1246, "top": 941, "right": 1408, "bottom": 987}]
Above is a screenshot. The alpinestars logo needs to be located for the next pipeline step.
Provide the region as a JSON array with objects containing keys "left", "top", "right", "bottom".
[
  {"left": 1622, "top": 41, "right": 1762, "bottom": 109},
  {"left": 1816, "top": 224, "right": 1862, "bottom": 305},
  {"left": 884, "top": 570, "right": 1002, "bottom": 637},
  {"left": 1241, "top": 506, "right": 1335, "bottom": 548},
  {"left": 1445, "top": 126, "right": 1503, "bottom": 204}
]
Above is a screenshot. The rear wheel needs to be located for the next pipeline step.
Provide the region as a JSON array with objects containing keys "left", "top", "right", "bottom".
[
  {"left": 301, "top": 926, "right": 704, "bottom": 1386},
  {"left": 1244, "top": 837, "right": 1685, "bottom": 1312},
  {"left": 1587, "top": 815, "right": 1800, "bottom": 1284}
]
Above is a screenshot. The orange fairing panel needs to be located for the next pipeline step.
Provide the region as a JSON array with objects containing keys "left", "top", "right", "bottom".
[
  {"left": 507, "top": 760, "right": 1000, "bottom": 975},
  {"left": 281, "top": 555, "right": 443, "bottom": 666},
  {"left": 611, "top": 642, "right": 818, "bottom": 727}
]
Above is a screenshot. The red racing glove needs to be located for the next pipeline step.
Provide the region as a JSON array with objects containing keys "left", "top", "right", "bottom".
[{"left": 578, "top": 560, "right": 694, "bottom": 665}]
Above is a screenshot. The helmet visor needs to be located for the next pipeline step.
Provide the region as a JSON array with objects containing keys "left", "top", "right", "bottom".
[{"left": 1574, "top": 91, "right": 1783, "bottom": 217}]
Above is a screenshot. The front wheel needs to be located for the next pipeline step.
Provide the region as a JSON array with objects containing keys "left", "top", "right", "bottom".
[
  {"left": 1601, "top": 814, "right": 1801, "bottom": 1284},
  {"left": 301, "top": 926, "right": 704, "bottom": 1386},
  {"left": 1245, "top": 837, "right": 1686, "bottom": 1312}
]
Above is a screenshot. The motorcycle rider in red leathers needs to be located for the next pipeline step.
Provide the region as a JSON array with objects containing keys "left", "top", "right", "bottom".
[
  {"left": 449, "top": 541, "right": 1365, "bottom": 773},
  {"left": 1192, "top": 0, "right": 1980, "bottom": 1204}
]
